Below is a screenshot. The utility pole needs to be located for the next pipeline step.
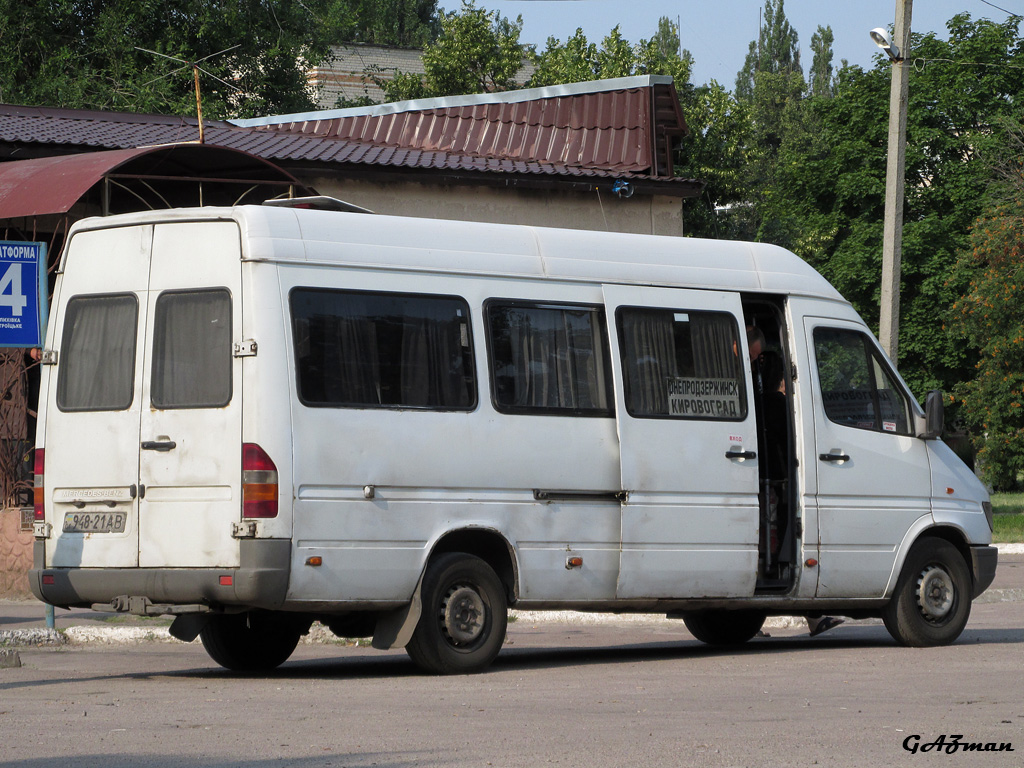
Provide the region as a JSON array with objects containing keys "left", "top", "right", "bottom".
[{"left": 878, "top": 0, "right": 913, "bottom": 362}]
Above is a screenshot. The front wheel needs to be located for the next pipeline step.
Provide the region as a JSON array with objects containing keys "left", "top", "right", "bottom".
[
  {"left": 883, "top": 537, "right": 972, "bottom": 647},
  {"left": 681, "top": 610, "right": 766, "bottom": 646},
  {"left": 405, "top": 553, "right": 508, "bottom": 674},
  {"left": 200, "top": 612, "right": 302, "bottom": 671}
]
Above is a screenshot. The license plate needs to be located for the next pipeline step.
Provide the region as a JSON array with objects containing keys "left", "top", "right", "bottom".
[{"left": 62, "top": 511, "right": 127, "bottom": 533}]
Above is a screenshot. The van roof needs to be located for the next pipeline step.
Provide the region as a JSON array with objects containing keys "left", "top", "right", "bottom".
[{"left": 66, "top": 205, "right": 846, "bottom": 303}]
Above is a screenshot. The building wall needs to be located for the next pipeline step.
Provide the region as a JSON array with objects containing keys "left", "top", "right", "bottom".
[
  {"left": 310, "top": 45, "right": 427, "bottom": 106},
  {"left": 0, "top": 508, "right": 32, "bottom": 598},
  {"left": 309, "top": 43, "right": 537, "bottom": 108},
  {"left": 307, "top": 176, "right": 685, "bottom": 236}
]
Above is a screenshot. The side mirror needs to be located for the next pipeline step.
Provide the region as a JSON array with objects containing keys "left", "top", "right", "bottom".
[{"left": 920, "top": 390, "right": 944, "bottom": 439}]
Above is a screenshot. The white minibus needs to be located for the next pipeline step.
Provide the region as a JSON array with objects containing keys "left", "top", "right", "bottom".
[{"left": 30, "top": 199, "right": 997, "bottom": 674}]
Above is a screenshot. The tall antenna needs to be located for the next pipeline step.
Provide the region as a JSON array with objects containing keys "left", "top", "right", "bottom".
[{"left": 137, "top": 45, "right": 242, "bottom": 143}]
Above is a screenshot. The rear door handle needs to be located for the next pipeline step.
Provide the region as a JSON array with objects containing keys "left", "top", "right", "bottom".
[
  {"left": 725, "top": 449, "right": 757, "bottom": 460},
  {"left": 819, "top": 452, "right": 850, "bottom": 463},
  {"left": 142, "top": 440, "right": 177, "bottom": 452}
]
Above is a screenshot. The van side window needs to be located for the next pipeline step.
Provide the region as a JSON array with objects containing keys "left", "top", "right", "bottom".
[
  {"left": 152, "top": 289, "right": 232, "bottom": 409},
  {"left": 617, "top": 307, "right": 747, "bottom": 420},
  {"left": 813, "top": 327, "right": 912, "bottom": 434},
  {"left": 291, "top": 289, "right": 476, "bottom": 410},
  {"left": 57, "top": 294, "right": 138, "bottom": 412},
  {"left": 486, "top": 301, "right": 613, "bottom": 416}
]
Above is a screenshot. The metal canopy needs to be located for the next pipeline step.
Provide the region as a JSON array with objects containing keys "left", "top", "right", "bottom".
[{"left": 0, "top": 144, "right": 313, "bottom": 220}]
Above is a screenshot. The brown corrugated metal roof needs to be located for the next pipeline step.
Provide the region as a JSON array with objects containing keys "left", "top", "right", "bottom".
[
  {"left": 0, "top": 77, "right": 702, "bottom": 194},
  {"left": 243, "top": 77, "right": 689, "bottom": 178}
]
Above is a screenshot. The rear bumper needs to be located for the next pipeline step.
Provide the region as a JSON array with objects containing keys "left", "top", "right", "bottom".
[
  {"left": 970, "top": 545, "right": 998, "bottom": 599},
  {"left": 29, "top": 538, "right": 291, "bottom": 610}
]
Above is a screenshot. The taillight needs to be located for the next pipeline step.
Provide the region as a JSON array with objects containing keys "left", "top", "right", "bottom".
[
  {"left": 33, "top": 448, "right": 44, "bottom": 522},
  {"left": 242, "top": 443, "right": 278, "bottom": 519}
]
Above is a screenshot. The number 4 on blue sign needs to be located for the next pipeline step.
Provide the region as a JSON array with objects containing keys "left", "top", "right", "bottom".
[
  {"left": 0, "top": 240, "right": 47, "bottom": 347},
  {"left": 0, "top": 263, "right": 27, "bottom": 317}
]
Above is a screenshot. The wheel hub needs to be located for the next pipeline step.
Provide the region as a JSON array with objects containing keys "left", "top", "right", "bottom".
[
  {"left": 916, "top": 565, "right": 955, "bottom": 621},
  {"left": 442, "top": 585, "right": 486, "bottom": 645}
]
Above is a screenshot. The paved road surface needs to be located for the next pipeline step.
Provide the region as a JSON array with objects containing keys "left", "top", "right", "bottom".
[{"left": 1, "top": 553, "right": 1022, "bottom": 768}]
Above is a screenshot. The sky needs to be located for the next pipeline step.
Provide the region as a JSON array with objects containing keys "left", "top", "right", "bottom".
[{"left": 477, "top": 0, "right": 1022, "bottom": 87}]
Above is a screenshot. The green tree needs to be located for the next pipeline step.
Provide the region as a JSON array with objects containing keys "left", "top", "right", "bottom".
[
  {"left": 735, "top": 0, "right": 801, "bottom": 101},
  {"left": 809, "top": 25, "right": 835, "bottom": 98},
  {"left": 0, "top": 0, "right": 354, "bottom": 118},
  {"left": 528, "top": 18, "right": 692, "bottom": 89},
  {"left": 348, "top": 0, "right": 440, "bottom": 47},
  {"left": 765, "top": 13, "right": 1024, "bottom": 405},
  {"left": 528, "top": 29, "right": 598, "bottom": 87},
  {"left": 678, "top": 83, "right": 753, "bottom": 239},
  {"left": 381, "top": 1, "right": 524, "bottom": 101},
  {"left": 731, "top": 0, "right": 808, "bottom": 248},
  {"left": 950, "top": 199, "right": 1024, "bottom": 488}
]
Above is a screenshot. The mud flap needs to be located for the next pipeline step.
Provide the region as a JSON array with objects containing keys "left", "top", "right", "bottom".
[
  {"left": 169, "top": 614, "right": 210, "bottom": 643},
  {"left": 371, "top": 576, "right": 423, "bottom": 650}
]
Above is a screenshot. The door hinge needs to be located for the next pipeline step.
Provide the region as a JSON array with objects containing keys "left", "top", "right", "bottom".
[
  {"left": 233, "top": 340, "right": 258, "bottom": 358},
  {"left": 33, "top": 521, "right": 52, "bottom": 538},
  {"left": 41, "top": 349, "right": 58, "bottom": 365},
  {"left": 232, "top": 521, "right": 257, "bottom": 538}
]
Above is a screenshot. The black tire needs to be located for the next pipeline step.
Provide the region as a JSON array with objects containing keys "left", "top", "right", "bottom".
[
  {"left": 681, "top": 610, "right": 766, "bottom": 646},
  {"left": 405, "top": 552, "right": 508, "bottom": 675},
  {"left": 200, "top": 612, "right": 302, "bottom": 671},
  {"left": 883, "top": 537, "right": 972, "bottom": 647}
]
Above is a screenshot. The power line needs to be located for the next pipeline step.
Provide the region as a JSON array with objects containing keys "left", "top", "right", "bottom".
[
  {"left": 912, "top": 56, "right": 1024, "bottom": 72},
  {"left": 979, "top": 0, "right": 1022, "bottom": 18}
]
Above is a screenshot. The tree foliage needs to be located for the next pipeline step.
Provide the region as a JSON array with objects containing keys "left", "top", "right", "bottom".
[
  {"left": 735, "top": 12, "right": 1024, "bottom": 409},
  {"left": 809, "top": 25, "right": 835, "bottom": 98},
  {"left": 381, "top": 1, "right": 524, "bottom": 101},
  {"left": 0, "top": 0, "right": 358, "bottom": 118},
  {"left": 949, "top": 198, "right": 1024, "bottom": 489},
  {"left": 735, "top": 0, "right": 801, "bottom": 100},
  {"left": 529, "top": 18, "right": 693, "bottom": 89},
  {"left": 347, "top": 0, "right": 440, "bottom": 47}
]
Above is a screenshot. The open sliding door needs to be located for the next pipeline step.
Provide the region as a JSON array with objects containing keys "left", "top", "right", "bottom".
[{"left": 604, "top": 285, "right": 760, "bottom": 599}]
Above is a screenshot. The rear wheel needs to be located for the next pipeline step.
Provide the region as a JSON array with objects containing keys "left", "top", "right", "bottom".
[
  {"left": 883, "top": 537, "right": 972, "bottom": 647},
  {"left": 681, "top": 610, "right": 766, "bottom": 646},
  {"left": 200, "top": 612, "right": 302, "bottom": 671},
  {"left": 405, "top": 552, "right": 507, "bottom": 675}
]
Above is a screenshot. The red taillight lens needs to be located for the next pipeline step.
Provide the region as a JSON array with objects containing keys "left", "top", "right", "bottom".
[
  {"left": 242, "top": 443, "right": 278, "bottom": 519},
  {"left": 33, "top": 448, "right": 44, "bottom": 522}
]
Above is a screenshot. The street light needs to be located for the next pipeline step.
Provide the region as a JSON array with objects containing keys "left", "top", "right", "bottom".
[
  {"left": 869, "top": 28, "right": 902, "bottom": 62},
  {"left": 872, "top": 0, "right": 913, "bottom": 363}
]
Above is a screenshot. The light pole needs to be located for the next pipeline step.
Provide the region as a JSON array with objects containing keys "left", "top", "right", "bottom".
[{"left": 872, "top": 0, "right": 913, "bottom": 362}]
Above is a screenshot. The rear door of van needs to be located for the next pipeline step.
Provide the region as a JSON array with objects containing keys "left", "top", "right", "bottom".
[
  {"left": 44, "top": 225, "right": 152, "bottom": 568},
  {"left": 137, "top": 222, "right": 243, "bottom": 568},
  {"left": 604, "top": 285, "right": 760, "bottom": 598},
  {"left": 44, "top": 219, "right": 243, "bottom": 571}
]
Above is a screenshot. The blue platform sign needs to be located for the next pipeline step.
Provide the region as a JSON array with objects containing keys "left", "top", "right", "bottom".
[{"left": 0, "top": 241, "right": 48, "bottom": 347}]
